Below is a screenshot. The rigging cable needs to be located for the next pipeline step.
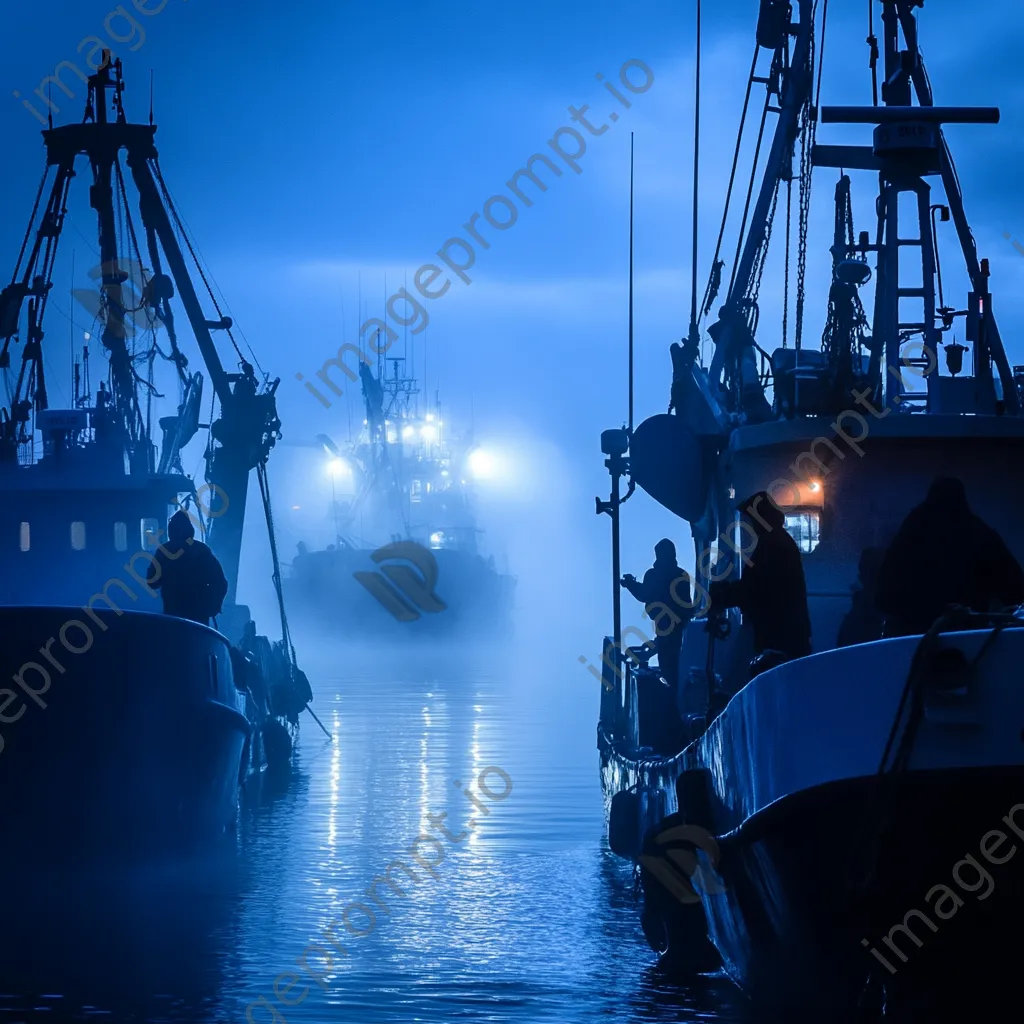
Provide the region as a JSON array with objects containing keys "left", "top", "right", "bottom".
[
  {"left": 867, "top": 0, "right": 879, "bottom": 106},
  {"left": 701, "top": 42, "right": 760, "bottom": 318},
  {"left": 11, "top": 167, "right": 49, "bottom": 283},
  {"left": 151, "top": 160, "right": 252, "bottom": 369},
  {"left": 728, "top": 83, "right": 772, "bottom": 298},
  {"left": 688, "top": 0, "right": 701, "bottom": 350},
  {"left": 628, "top": 131, "right": 634, "bottom": 435},
  {"left": 256, "top": 460, "right": 295, "bottom": 666},
  {"left": 782, "top": 177, "right": 792, "bottom": 348}
]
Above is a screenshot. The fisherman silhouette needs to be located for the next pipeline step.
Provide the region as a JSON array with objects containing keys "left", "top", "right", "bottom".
[
  {"left": 147, "top": 509, "right": 229, "bottom": 626},
  {"left": 708, "top": 492, "right": 812, "bottom": 670},
  {"left": 836, "top": 546, "right": 885, "bottom": 647},
  {"left": 621, "top": 538, "right": 693, "bottom": 688},
  {"left": 876, "top": 476, "right": 1024, "bottom": 637}
]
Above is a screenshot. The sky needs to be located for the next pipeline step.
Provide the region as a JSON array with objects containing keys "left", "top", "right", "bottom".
[{"left": 3, "top": 0, "right": 1024, "bottom": 640}]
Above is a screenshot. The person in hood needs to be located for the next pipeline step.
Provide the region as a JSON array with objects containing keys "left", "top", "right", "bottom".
[
  {"left": 621, "top": 538, "right": 693, "bottom": 687},
  {"left": 147, "top": 509, "right": 229, "bottom": 626},
  {"left": 876, "top": 477, "right": 1024, "bottom": 636},
  {"left": 709, "top": 492, "right": 812, "bottom": 662}
]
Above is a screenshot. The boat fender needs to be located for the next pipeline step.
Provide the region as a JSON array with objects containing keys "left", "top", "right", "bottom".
[{"left": 610, "top": 783, "right": 668, "bottom": 860}]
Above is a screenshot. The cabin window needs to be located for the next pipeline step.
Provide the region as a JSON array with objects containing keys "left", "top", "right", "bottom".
[
  {"left": 784, "top": 511, "right": 820, "bottom": 554},
  {"left": 71, "top": 522, "right": 86, "bottom": 550},
  {"left": 411, "top": 480, "right": 422, "bottom": 504},
  {"left": 141, "top": 517, "right": 160, "bottom": 551},
  {"left": 114, "top": 521, "right": 128, "bottom": 552},
  {"left": 19, "top": 522, "right": 30, "bottom": 552}
]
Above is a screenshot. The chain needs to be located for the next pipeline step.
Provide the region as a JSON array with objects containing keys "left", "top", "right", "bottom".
[{"left": 794, "top": 15, "right": 817, "bottom": 351}]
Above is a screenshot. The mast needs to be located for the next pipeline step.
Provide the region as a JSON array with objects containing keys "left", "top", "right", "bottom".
[
  {"left": 0, "top": 57, "right": 282, "bottom": 603},
  {"left": 819, "top": 0, "right": 1017, "bottom": 414}
]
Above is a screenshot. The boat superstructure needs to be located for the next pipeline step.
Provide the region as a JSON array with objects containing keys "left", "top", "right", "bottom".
[
  {"left": 596, "top": 1, "right": 1024, "bottom": 1013},
  {"left": 0, "top": 56, "right": 313, "bottom": 857},
  {"left": 284, "top": 357, "right": 515, "bottom": 636}
]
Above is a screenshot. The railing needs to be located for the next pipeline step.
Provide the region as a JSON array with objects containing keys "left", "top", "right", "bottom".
[{"left": 598, "top": 635, "right": 638, "bottom": 751}]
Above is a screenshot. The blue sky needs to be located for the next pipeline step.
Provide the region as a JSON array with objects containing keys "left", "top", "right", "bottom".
[{"left": 4, "top": 0, "right": 1024, "bottom": 635}]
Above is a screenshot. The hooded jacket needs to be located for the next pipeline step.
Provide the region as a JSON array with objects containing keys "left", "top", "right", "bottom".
[{"left": 709, "top": 493, "right": 812, "bottom": 659}]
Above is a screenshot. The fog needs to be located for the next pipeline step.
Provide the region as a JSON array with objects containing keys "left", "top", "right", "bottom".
[{"left": 4, "top": 0, "right": 1024, "bottom": 693}]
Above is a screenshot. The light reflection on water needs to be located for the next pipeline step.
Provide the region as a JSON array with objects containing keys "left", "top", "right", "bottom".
[{"left": 0, "top": 631, "right": 756, "bottom": 1023}]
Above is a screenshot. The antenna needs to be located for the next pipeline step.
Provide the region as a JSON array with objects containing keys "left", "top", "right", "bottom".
[
  {"left": 628, "top": 132, "right": 635, "bottom": 436},
  {"left": 149, "top": 69, "right": 154, "bottom": 125},
  {"left": 70, "top": 249, "right": 75, "bottom": 394}
]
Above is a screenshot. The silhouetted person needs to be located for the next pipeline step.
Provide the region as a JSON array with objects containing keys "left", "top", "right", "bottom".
[
  {"left": 147, "top": 510, "right": 228, "bottom": 626},
  {"left": 876, "top": 477, "right": 1024, "bottom": 636},
  {"left": 709, "top": 492, "right": 812, "bottom": 663},
  {"left": 621, "top": 538, "right": 693, "bottom": 687},
  {"left": 837, "top": 547, "right": 885, "bottom": 647}
]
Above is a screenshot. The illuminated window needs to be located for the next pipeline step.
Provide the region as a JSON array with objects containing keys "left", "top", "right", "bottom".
[
  {"left": 19, "top": 522, "right": 30, "bottom": 552},
  {"left": 114, "top": 521, "right": 128, "bottom": 552},
  {"left": 141, "top": 517, "right": 160, "bottom": 551},
  {"left": 71, "top": 521, "right": 86, "bottom": 550},
  {"left": 784, "top": 511, "right": 820, "bottom": 553}
]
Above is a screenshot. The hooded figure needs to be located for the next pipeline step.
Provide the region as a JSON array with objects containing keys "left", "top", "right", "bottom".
[
  {"left": 147, "top": 509, "right": 229, "bottom": 626},
  {"left": 709, "top": 492, "right": 812, "bottom": 662},
  {"left": 875, "top": 477, "right": 1024, "bottom": 636},
  {"left": 621, "top": 538, "right": 693, "bottom": 688}
]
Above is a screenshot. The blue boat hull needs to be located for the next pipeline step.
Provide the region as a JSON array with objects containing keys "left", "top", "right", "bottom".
[{"left": 0, "top": 607, "right": 249, "bottom": 861}]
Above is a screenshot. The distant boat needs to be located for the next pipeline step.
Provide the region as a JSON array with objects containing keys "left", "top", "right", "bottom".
[
  {"left": 283, "top": 358, "right": 516, "bottom": 638},
  {"left": 595, "top": 1, "right": 1024, "bottom": 1015},
  {"left": 0, "top": 56, "right": 313, "bottom": 861}
]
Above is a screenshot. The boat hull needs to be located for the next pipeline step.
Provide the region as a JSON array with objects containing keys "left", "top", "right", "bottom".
[
  {"left": 284, "top": 546, "right": 515, "bottom": 638},
  {"left": 699, "top": 765, "right": 1024, "bottom": 1013},
  {"left": 0, "top": 606, "right": 249, "bottom": 861},
  {"left": 673, "top": 627, "right": 1024, "bottom": 1012}
]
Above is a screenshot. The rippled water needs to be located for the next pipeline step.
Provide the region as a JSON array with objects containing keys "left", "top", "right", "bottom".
[{"left": 1, "top": 621, "right": 758, "bottom": 1023}]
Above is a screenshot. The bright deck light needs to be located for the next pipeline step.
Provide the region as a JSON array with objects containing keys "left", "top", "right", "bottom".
[
  {"left": 469, "top": 448, "right": 495, "bottom": 478},
  {"left": 327, "top": 457, "right": 350, "bottom": 477},
  {"left": 402, "top": 425, "right": 415, "bottom": 439},
  {"left": 421, "top": 424, "right": 437, "bottom": 443}
]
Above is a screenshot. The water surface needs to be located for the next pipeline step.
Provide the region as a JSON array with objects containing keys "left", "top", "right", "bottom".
[{"left": 2, "top": 626, "right": 755, "bottom": 1023}]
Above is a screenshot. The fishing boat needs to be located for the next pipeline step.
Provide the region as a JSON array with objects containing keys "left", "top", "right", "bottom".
[
  {"left": 282, "top": 357, "right": 515, "bottom": 637},
  {"left": 596, "top": 1, "right": 1024, "bottom": 1014},
  {"left": 0, "top": 56, "right": 314, "bottom": 861}
]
